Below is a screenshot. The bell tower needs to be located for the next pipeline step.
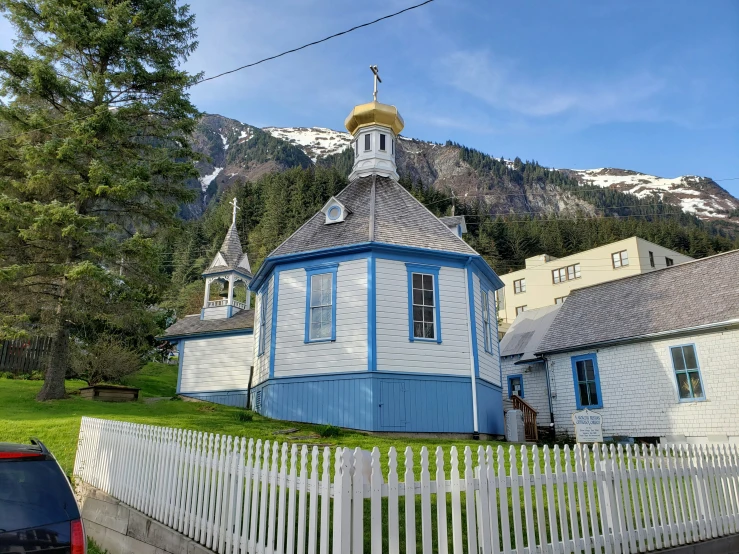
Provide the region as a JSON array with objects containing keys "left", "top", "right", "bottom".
[
  {"left": 344, "top": 65, "right": 405, "bottom": 182},
  {"left": 201, "top": 198, "right": 252, "bottom": 320}
]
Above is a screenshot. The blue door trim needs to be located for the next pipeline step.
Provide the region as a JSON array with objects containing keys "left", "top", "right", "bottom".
[
  {"left": 507, "top": 374, "right": 524, "bottom": 398},
  {"left": 176, "top": 341, "right": 184, "bottom": 394}
]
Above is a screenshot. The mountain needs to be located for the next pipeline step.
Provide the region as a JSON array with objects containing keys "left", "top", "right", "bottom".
[
  {"left": 188, "top": 114, "right": 739, "bottom": 227},
  {"left": 565, "top": 168, "right": 738, "bottom": 220}
]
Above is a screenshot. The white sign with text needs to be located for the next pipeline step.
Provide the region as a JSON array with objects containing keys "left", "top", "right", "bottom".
[{"left": 572, "top": 409, "right": 603, "bottom": 443}]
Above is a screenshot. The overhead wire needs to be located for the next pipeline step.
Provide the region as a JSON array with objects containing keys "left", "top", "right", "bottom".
[{"left": 0, "top": 0, "right": 435, "bottom": 142}]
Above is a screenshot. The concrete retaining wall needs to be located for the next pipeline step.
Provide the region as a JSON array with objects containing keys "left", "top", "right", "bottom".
[{"left": 76, "top": 482, "right": 213, "bottom": 554}]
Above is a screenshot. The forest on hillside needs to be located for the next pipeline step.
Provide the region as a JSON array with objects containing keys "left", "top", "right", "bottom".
[{"left": 160, "top": 164, "right": 739, "bottom": 319}]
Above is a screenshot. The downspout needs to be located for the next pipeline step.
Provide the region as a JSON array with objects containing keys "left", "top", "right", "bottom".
[{"left": 464, "top": 258, "right": 479, "bottom": 437}]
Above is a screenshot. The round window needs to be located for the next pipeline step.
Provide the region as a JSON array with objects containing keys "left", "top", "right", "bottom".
[{"left": 327, "top": 205, "right": 341, "bottom": 220}]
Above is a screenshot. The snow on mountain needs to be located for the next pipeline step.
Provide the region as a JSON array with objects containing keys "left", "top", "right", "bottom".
[
  {"left": 568, "top": 168, "right": 739, "bottom": 219},
  {"left": 198, "top": 166, "right": 223, "bottom": 192},
  {"left": 262, "top": 127, "right": 351, "bottom": 161}
]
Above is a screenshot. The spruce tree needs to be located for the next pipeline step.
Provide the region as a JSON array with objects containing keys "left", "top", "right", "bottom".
[{"left": 0, "top": 0, "right": 200, "bottom": 399}]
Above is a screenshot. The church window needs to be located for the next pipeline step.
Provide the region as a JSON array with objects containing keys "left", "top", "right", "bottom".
[
  {"left": 671, "top": 344, "right": 704, "bottom": 401},
  {"left": 482, "top": 290, "right": 494, "bottom": 354},
  {"left": 305, "top": 265, "right": 338, "bottom": 342},
  {"left": 380, "top": 133, "right": 386, "bottom": 151},
  {"left": 364, "top": 134, "right": 371, "bottom": 151},
  {"left": 391, "top": 139, "right": 394, "bottom": 154},
  {"left": 406, "top": 263, "right": 442, "bottom": 343},
  {"left": 355, "top": 139, "right": 359, "bottom": 157},
  {"left": 258, "top": 286, "right": 268, "bottom": 356}
]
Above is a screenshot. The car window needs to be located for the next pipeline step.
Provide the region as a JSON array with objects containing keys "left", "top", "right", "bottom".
[{"left": 0, "top": 460, "right": 80, "bottom": 532}]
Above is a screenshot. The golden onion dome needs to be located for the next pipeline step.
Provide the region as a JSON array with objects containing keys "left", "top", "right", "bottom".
[{"left": 344, "top": 101, "right": 404, "bottom": 136}]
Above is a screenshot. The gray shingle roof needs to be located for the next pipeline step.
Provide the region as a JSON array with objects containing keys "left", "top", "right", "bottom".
[
  {"left": 270, "top": 176, "right": 477, "bottom": 257},
  {"left": 203, "top": 224, "right": 252, "bottom": 276},
  {"left": 537, "top": 250, "right": 739, "bottom": 354},
  {"left": 499, "top": 305, "right": 561, "bottom": 361},
  {"left": 161, "top": 309, "right": 254, "bottom": 339}
]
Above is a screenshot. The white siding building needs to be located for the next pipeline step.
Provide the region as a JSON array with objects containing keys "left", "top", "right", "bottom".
[{"left": 518, "top": 250, "right": 739, "bottom": 443}]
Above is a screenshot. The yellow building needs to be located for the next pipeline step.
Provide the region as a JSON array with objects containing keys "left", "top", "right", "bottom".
[{"left": 497, "top": 237, "right": 693, "bottom": 328}]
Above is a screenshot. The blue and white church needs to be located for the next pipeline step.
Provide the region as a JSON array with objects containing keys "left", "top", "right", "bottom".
[{"left": 164, "top": 76, "right": 505, "bottom": 435}]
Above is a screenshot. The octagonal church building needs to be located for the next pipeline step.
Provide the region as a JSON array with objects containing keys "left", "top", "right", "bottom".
[{"left": 164, "top": 87, "right": 505, "bottom": 435}]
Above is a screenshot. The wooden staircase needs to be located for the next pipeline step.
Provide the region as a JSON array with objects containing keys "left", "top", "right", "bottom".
[{"left": 511, "top": 395, "right": 538, "bottom": 442}]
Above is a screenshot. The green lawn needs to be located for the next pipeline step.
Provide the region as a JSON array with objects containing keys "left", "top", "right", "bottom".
[{"left": 0, "top": 362, "right": 505, "bottom": 477}]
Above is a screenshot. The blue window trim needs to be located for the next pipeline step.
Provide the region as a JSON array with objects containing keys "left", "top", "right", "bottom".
[
  {"left": 405, "top": 263, "right": 442, "bottom": 344},
  {"left": 570, "top": 353, "right": 603, "bottom": 409},
  {"left": 257, "top": 282, "right": 268, "bottom": 356},
  {"left": 176, "top": 341, "right": 184, "bottom": 394},
  {"left": 481, "top": 285, "right": 495, "bottom": 355},
  {"left": 669, "top": 343, "right": 706, "bottom": 403},
  {"left": 466, "top": 264, "right": 480, "bottom": 378},
  {"left": 507, "top": 374, "right": 524, "bottom": 398},
  {"left": 304, "top": 263, "right": 338, "bottom": 343}
]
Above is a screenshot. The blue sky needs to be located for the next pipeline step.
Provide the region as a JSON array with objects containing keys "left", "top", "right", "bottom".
[{"left": 2, "top": 1, "right": 738, "bottom": 196}]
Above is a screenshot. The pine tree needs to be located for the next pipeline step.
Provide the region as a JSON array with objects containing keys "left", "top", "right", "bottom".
[{"left": 0, "top": 0, "right": 200, "bottom": 399}]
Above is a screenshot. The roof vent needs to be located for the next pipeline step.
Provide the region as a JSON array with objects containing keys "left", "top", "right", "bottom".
[{"left": 321, "top": 197, "right": 349, "bottom": 225}]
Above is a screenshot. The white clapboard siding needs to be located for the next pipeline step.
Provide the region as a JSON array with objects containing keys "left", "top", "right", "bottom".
[
  {"left": 375, "top": 260, "right": 471, "bottom": 376},
  {"left": 179, "top": 335, "right": 254, "bottom": 393},
  {"left": 202, "top": 306, "right": 229, "bottom": 320},
  {"left": 75, "top": 417, "right": 739, "bottom": 554},
  {"left": 274, "top": 259, "right": 368, "bottom": 377}
]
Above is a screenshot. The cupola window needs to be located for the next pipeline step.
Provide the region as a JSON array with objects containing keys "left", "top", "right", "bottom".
[
  {"left": 364, "top": 134, "right": 371, "bottom": 151},
  {"left": 355, "top": 140, "right": 359, "bottom": 156},
  {"left": 380, "top": 134, "right": 386, "bottom": 151}
]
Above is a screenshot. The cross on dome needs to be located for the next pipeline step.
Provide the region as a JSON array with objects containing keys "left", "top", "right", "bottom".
[{"left": 370, "top": 65, "right": 381, "bottom": 102}]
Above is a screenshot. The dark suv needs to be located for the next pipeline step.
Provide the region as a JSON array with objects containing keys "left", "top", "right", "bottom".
[{"left": 0, "top": 440, "right": 86, "bottom": 553}]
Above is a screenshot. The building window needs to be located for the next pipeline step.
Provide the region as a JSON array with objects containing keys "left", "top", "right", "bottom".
[
  {"left": 670, "top": 344, "right": 704, "bottom": 401},
  {"left": 612, "top": 250, "right": 629, "bottom": 268},
  {"left": 391, "top": 139, "right": 394, "bottom": 154},
  {"left": 554, "top": 296, "right": 567, "bottom": 304},
  {"left": 666, "top": 257, "right": 674, "bottom": 267},
  {"left": 482, "top": 290, "right": 494, "bottom": 354},
  {"left": 571, "top": 353, "right": 602, "bottom": 409},
  {"left": 496, "top": 289, "right": 505, "bottom": 310},
  {"left": 649, "top": 251, "right": 655, "bottom": 268},
  {"left": 380, "top": 133, "right": 386, "bottom": 151},
  {"left": 513, "top": 279, "right": 526, "bottom": 294},
  {"left": 552, "top": 263, "right": 581, "bottom": 284},
  {"left": 257, "top": 286, "right": 268, "bottom": 356},
  {"left": 515, "top": 305, "right": 527, "bottom": 316},
  {"left": 305, "top": 265, "right": 338, "bottom": 342},
  {"left": 364, "top": 133, "right": 371, "bottom": 151},
  {"left": 406, "top": 263, "right": 441, "bottom": 343},
  {"left": 508, "top": 375, "right": 524, "bottom": 398}
]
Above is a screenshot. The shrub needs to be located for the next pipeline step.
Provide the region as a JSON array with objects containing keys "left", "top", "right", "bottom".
[
  {"left": 319, "top": 425, "right": 340, "bottom": 438},
  {"left": 69, "top": 336, "right": 142, "bottom": 386}
]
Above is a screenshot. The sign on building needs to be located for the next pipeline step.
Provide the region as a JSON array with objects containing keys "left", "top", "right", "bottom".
[{"left": 572, "top": 409, "right": 603, "bottom": 443}]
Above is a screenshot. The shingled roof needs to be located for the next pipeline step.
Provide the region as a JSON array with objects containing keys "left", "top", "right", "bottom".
[
  {"left": 499, "top": 304, "right": 561, "bottom": 362},
  {"left": 537, "top": 250, "right": 739, "bottom": 354},
  {"left": 203, "top": 224, "right": 252, "bottom": 276},
  {"left": 161, "top": 309, "right": 254, "bottom": 339},
  {"left": 270, "top": 176, "right": 478, "bottom": 258}
]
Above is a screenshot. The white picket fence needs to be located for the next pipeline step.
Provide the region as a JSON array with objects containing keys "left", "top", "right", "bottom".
[{"left": 73, "top": 417, "right": 739, "bottom": 554}]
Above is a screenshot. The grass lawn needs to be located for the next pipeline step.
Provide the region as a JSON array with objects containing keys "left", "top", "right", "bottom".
[{"left": 0, "top": 362, "right": 506, "bottom": 477}]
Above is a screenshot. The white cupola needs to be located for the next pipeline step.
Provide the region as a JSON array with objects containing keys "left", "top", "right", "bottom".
[{"left": 344, "top": 65, "right": 405, "bottom": 182}]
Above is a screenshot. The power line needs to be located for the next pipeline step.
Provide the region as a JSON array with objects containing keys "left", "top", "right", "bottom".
[
  {"left": 0, "top": 0, "right": 435, "bottom": 142},
  {"left": 197, "top": 0, "right": 435, "bottom": 84}
]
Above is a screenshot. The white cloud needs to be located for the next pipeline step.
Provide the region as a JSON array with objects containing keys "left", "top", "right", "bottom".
[{"left": 438, "top": 50, "right": 666, "bottom": 122}]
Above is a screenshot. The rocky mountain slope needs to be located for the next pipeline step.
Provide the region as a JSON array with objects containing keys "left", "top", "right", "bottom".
[{"left": 188, "top": 114, "right": 739, "bottom": 224}]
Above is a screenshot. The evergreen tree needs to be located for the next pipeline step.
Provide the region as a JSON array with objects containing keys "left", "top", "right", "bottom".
[{"left": 0, "top": 0, "right": 200, "bottom": 399}]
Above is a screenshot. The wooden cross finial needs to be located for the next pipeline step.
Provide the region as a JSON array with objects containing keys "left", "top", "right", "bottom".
[
  {"left": 229, "top": 197, "right": 240, "bottom": 225},
  {"left": 370, "top": 65, "right": 382, "bottom": 102}
]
